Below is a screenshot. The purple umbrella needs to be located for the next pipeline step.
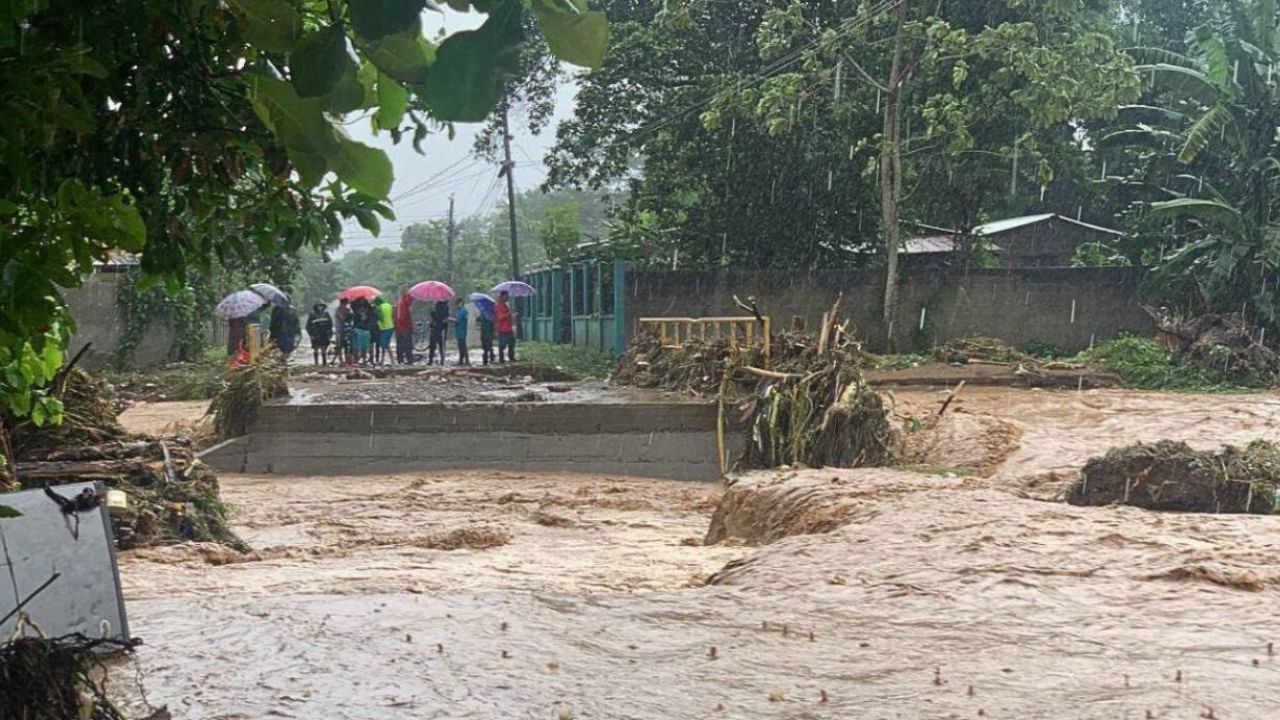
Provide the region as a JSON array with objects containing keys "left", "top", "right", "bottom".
[
  {"left": 408, "top": 280, "right": 456, "bottom": 302},
  {"left": 489, "top": 280, "right": 536, "bottom": 297}
]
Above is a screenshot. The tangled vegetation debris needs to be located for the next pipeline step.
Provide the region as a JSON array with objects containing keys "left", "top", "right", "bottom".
[
  {"left": 613, "top": 300, "right": 896, "bottom": 471},
  {"left": 208, "top": 352, "right": 289, "bottom": 439},
  {"left": 6, "top": 364, "right": 245, "bottom": 550},
  {"left": 1069, "top": 440, "right": 1280, "bottom": 514},
  {"left": 0, "top": 635, "right": 138, "bottom": 720},
  {"left": 14, "top": 437, "right": 247, "bottom": 551}
]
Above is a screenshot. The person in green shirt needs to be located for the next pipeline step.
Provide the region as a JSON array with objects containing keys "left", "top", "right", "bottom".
[{"left": 375, "top": 296, "right": 395, "bottom": 365}]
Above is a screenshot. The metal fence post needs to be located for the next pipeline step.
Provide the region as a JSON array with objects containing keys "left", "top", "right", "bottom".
[{"left": 613, "top": 258, "right": 626, "bottom": 356}]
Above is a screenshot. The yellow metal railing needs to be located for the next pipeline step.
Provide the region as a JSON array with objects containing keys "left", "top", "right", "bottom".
[{"left": 638, "top": 316, "right": 771, "bottom": 360}]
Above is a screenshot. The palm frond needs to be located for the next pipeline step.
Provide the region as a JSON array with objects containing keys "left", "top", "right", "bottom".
[
  {"left": 1124, "top": 47, "right": 1195, "bottom": 68},
  {"left": 1150, "top": 198, "right": 1244, "bottom": 234},
  {"left": 1100, "top": 126, "right": 1181, "bottom": 147},
  {"left": 1178, "top": 104, "right": 1234, "bottom": 163},
  {"left": 1191, "top": 32, "right": 1233, "bottom": 89},
  {"left": 1117, "top": 104, "right": 1190, "bottom": 124}
]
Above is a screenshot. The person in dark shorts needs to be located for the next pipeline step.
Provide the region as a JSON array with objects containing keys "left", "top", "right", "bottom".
[
  {"left": 451, "top": 298, "right": 470, "bottom": 366},
  {"left": 477, "top": 309, "right": 495, "bottom": 365},
  {"left": 334, "top": 298, "right": 352, "bottom": 365},
  {"left": 269, "top": 304, "right": 301, "bottom": 360},
  {"left": 427, "top": 300, "right": 449, "bottom": 365},
  {"left": 306, "top": 303, "right": 334, "bottom": 366}
]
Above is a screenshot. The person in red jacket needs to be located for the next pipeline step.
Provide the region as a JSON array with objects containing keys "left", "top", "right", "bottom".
[
  {"left": 494, "top": 290, "right": 517, "bottom": 363},
  {"left": 394, "top": 295, "right": 415, "bottom": 365}
]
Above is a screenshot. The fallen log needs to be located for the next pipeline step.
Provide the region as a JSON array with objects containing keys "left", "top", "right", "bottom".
[{"left": 13, "top": 458, "right": 174, "bottom": 481}]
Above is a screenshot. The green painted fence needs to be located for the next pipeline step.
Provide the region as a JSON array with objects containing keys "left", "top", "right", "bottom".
[{"left": 520, "top": 258, "right": 627, "bottom": 356}]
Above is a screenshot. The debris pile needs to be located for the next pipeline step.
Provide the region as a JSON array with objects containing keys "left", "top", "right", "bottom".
[
  {"left": 613, "top": 296, "right": 896, "bottom": 470},
  {"left": 7, "top": 366, "right": 245, "bottom": 551},
  {"left": 9, "top": 368, "right": 123, "bottom": 463},
  {"left": 0, "top": 634, "right": 139, "bottom": 720},
  {"left": 1149, "top": 309, "right": 1280, "bottom": 385},
  {"left": 934, "top": 336, "right": 1038, "bottom": 365},
  {"left": 1069, "top": 440, "right": 1280, "bottom": 514},
  {"left": 208, "top": 352, "right": 289, "bottom": 439},
  {"left": 14, "top": 437, "right": 247, "bottom": 551}
]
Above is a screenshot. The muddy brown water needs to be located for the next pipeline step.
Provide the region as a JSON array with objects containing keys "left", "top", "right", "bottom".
[{"left": 112, "top": 389, "right": 1280, "bottom": 719}]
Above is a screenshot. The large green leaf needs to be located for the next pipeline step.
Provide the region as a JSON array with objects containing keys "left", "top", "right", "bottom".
[
  {"left": 362, "top": 22, "right": 436, "bottom": 85},
  {"left": 326, "top": 61, "right": 376, "bottom": 114},
  {"left": 1150, "top": 198, "right": 1243, "bottom": 233},
  {"left": 249, "top": 75, "right": 336, "bottom": 186},
  {"left": 532, "top": 2, "right": 608, "bottom": 69},
  {"left": 1178, "top": 104, "right": 1234, "bottom": 164},
  {"left": 291, "top": 28, "right": 353, "bottom": 98},
  {"left": 0, "top": 504, "right": 21, "bottom": 519},
  {"left": 349, "top": 0, "right": 425, "bottom": 40},
  {"left": 423, "top": 8, "right": 522, "bottom": 122},
  {"left": 331, "top": 130, "right": 394, "bottom": 198},
  {"left": 375, "top": 72, "right": 409, "bottom": 129},
  {"left": 1124, "top": 46, "right": 1195, "bottom": 68},
  {"left": 1135, "top": 63, "right": 1227, "bottom": 105},
  {"left": 227, "top": 0, "right": 302, "bottom": 53}
]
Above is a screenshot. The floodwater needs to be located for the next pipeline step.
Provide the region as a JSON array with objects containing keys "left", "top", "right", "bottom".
[
  {"left": 112, "top": 388, "right": 1280, "bottom": 719},
  {"left": 285, "top": 374, "right": 695, "bottom": 406}
]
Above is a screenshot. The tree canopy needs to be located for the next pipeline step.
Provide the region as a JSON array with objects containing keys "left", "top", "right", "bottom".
[{"left": 0, "top": 0, "right": 608, "bottom": 467}]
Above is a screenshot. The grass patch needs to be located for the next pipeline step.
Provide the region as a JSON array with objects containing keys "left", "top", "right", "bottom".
[
  {"left": 519, "top": 341, "right": 614, "bottom": 379},
  {"left": 1075, "top": 334, "right": 1251, "bottom": 391},
  {"left": 872, "top": 353, "right": 934, "bottom": 370}
]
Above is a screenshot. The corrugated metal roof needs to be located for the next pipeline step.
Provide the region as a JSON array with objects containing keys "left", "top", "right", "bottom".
[
  {"left": 901, "top": 235, "right": 957, "bottom": 254},
  {"left": 972, "top": 213, "right": 1122, "bottom": 237},
  {"left": 972, "top": 214, "right": 1056, "bottom": 235}
]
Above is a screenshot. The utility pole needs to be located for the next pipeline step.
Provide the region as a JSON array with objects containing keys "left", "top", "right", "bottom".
[
  {"left": 446, "top": 193, "right": 456, "bottom": 283},
  {"left": 500, "top": 101, "right": 519, "bottom": 280}
]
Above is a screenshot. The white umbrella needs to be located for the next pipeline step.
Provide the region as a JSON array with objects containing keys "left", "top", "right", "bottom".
[
  {"left": 214, "top": 290, "right": 268, "bottom": 319},
  {"left": 249, "top": 283, "right": 290, "bottom": 307}
]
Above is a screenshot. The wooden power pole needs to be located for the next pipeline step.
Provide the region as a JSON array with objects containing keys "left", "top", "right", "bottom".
[
  {"left": 446, "top": 193, "right": 455, "bottom": 283},
  {"left": 500, "top": 102, "right": 519, "bottom": 280}
]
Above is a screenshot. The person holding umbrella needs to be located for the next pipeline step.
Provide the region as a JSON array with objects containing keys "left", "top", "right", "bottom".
[
  {"left": 269, "top": 303, "right": 301, "bottom": 360},
  {"left": 494, "top": 290, "right": 516, "bottom": 363},
  {"left": 471, "top": 293, "right": 496, "bottom": 365}
]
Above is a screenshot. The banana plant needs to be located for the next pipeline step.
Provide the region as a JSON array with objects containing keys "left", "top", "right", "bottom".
[{"left": 1123, "top": 0, "right": 1280, "bottom": 323}]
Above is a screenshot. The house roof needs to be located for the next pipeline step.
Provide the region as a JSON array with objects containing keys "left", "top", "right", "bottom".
[
  {"left": 972, "top": 213, "right": 1122, "bottom": 237},
  {"left": 901, "top": 234, "right": 1002, "bottom": 254},
  {"left": 901, "top": 235, "right": 957, "bottom": 254}
]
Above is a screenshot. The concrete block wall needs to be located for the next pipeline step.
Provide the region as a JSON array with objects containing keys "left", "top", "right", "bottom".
[
  {"left": 201, "top": 402, "right": 735, "bottom": 481},
  {"left": 625, "top": 267, "right": 1152, "bottom": 353}
]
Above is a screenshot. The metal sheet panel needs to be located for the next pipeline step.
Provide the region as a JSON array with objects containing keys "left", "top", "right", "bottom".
[{"left": 0, "top": 481, "right": 130, "bottom": 642}]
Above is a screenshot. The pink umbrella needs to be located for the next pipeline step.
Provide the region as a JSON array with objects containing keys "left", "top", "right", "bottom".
[
  {"left": 339, "top": 285, "right": 381, "bottom": 301},
  {"left": 408, "top": 280, "right": 455, "bottom": 302}
]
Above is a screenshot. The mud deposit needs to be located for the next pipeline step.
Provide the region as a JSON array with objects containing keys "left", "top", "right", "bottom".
[{"left": 112, "top": 389, "right": 1280, "bottom": 719}]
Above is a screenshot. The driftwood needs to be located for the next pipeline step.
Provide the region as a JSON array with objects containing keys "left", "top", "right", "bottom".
[{"left": 14, "top": 458, "right": 173, "bottom": 481}]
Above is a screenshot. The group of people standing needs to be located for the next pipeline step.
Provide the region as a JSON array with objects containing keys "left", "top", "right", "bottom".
[{"left": 302, "top": 290, "right": 518, "bottom": 367}]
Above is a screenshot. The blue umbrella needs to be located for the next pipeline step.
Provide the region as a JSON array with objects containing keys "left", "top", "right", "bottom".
[{"left": 469, "top": 292, "right": 496, "bottom": 319}]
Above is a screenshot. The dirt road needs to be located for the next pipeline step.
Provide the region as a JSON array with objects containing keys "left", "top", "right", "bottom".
[{"left": 113, "top": 388, "right": 1280, "bottom": 719}]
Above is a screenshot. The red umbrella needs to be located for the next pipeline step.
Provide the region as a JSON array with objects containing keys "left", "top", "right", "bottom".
[
  {"left": 338, "top": 285, "right": 381, "bottom": 301},
  {"left": 408, "top": 280, "right": 455, "bottom": 302}
]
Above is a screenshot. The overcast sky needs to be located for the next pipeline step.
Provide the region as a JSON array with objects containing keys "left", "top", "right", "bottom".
[{"left": 337, "top": 8, "right": 576, "bottom": 256}]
